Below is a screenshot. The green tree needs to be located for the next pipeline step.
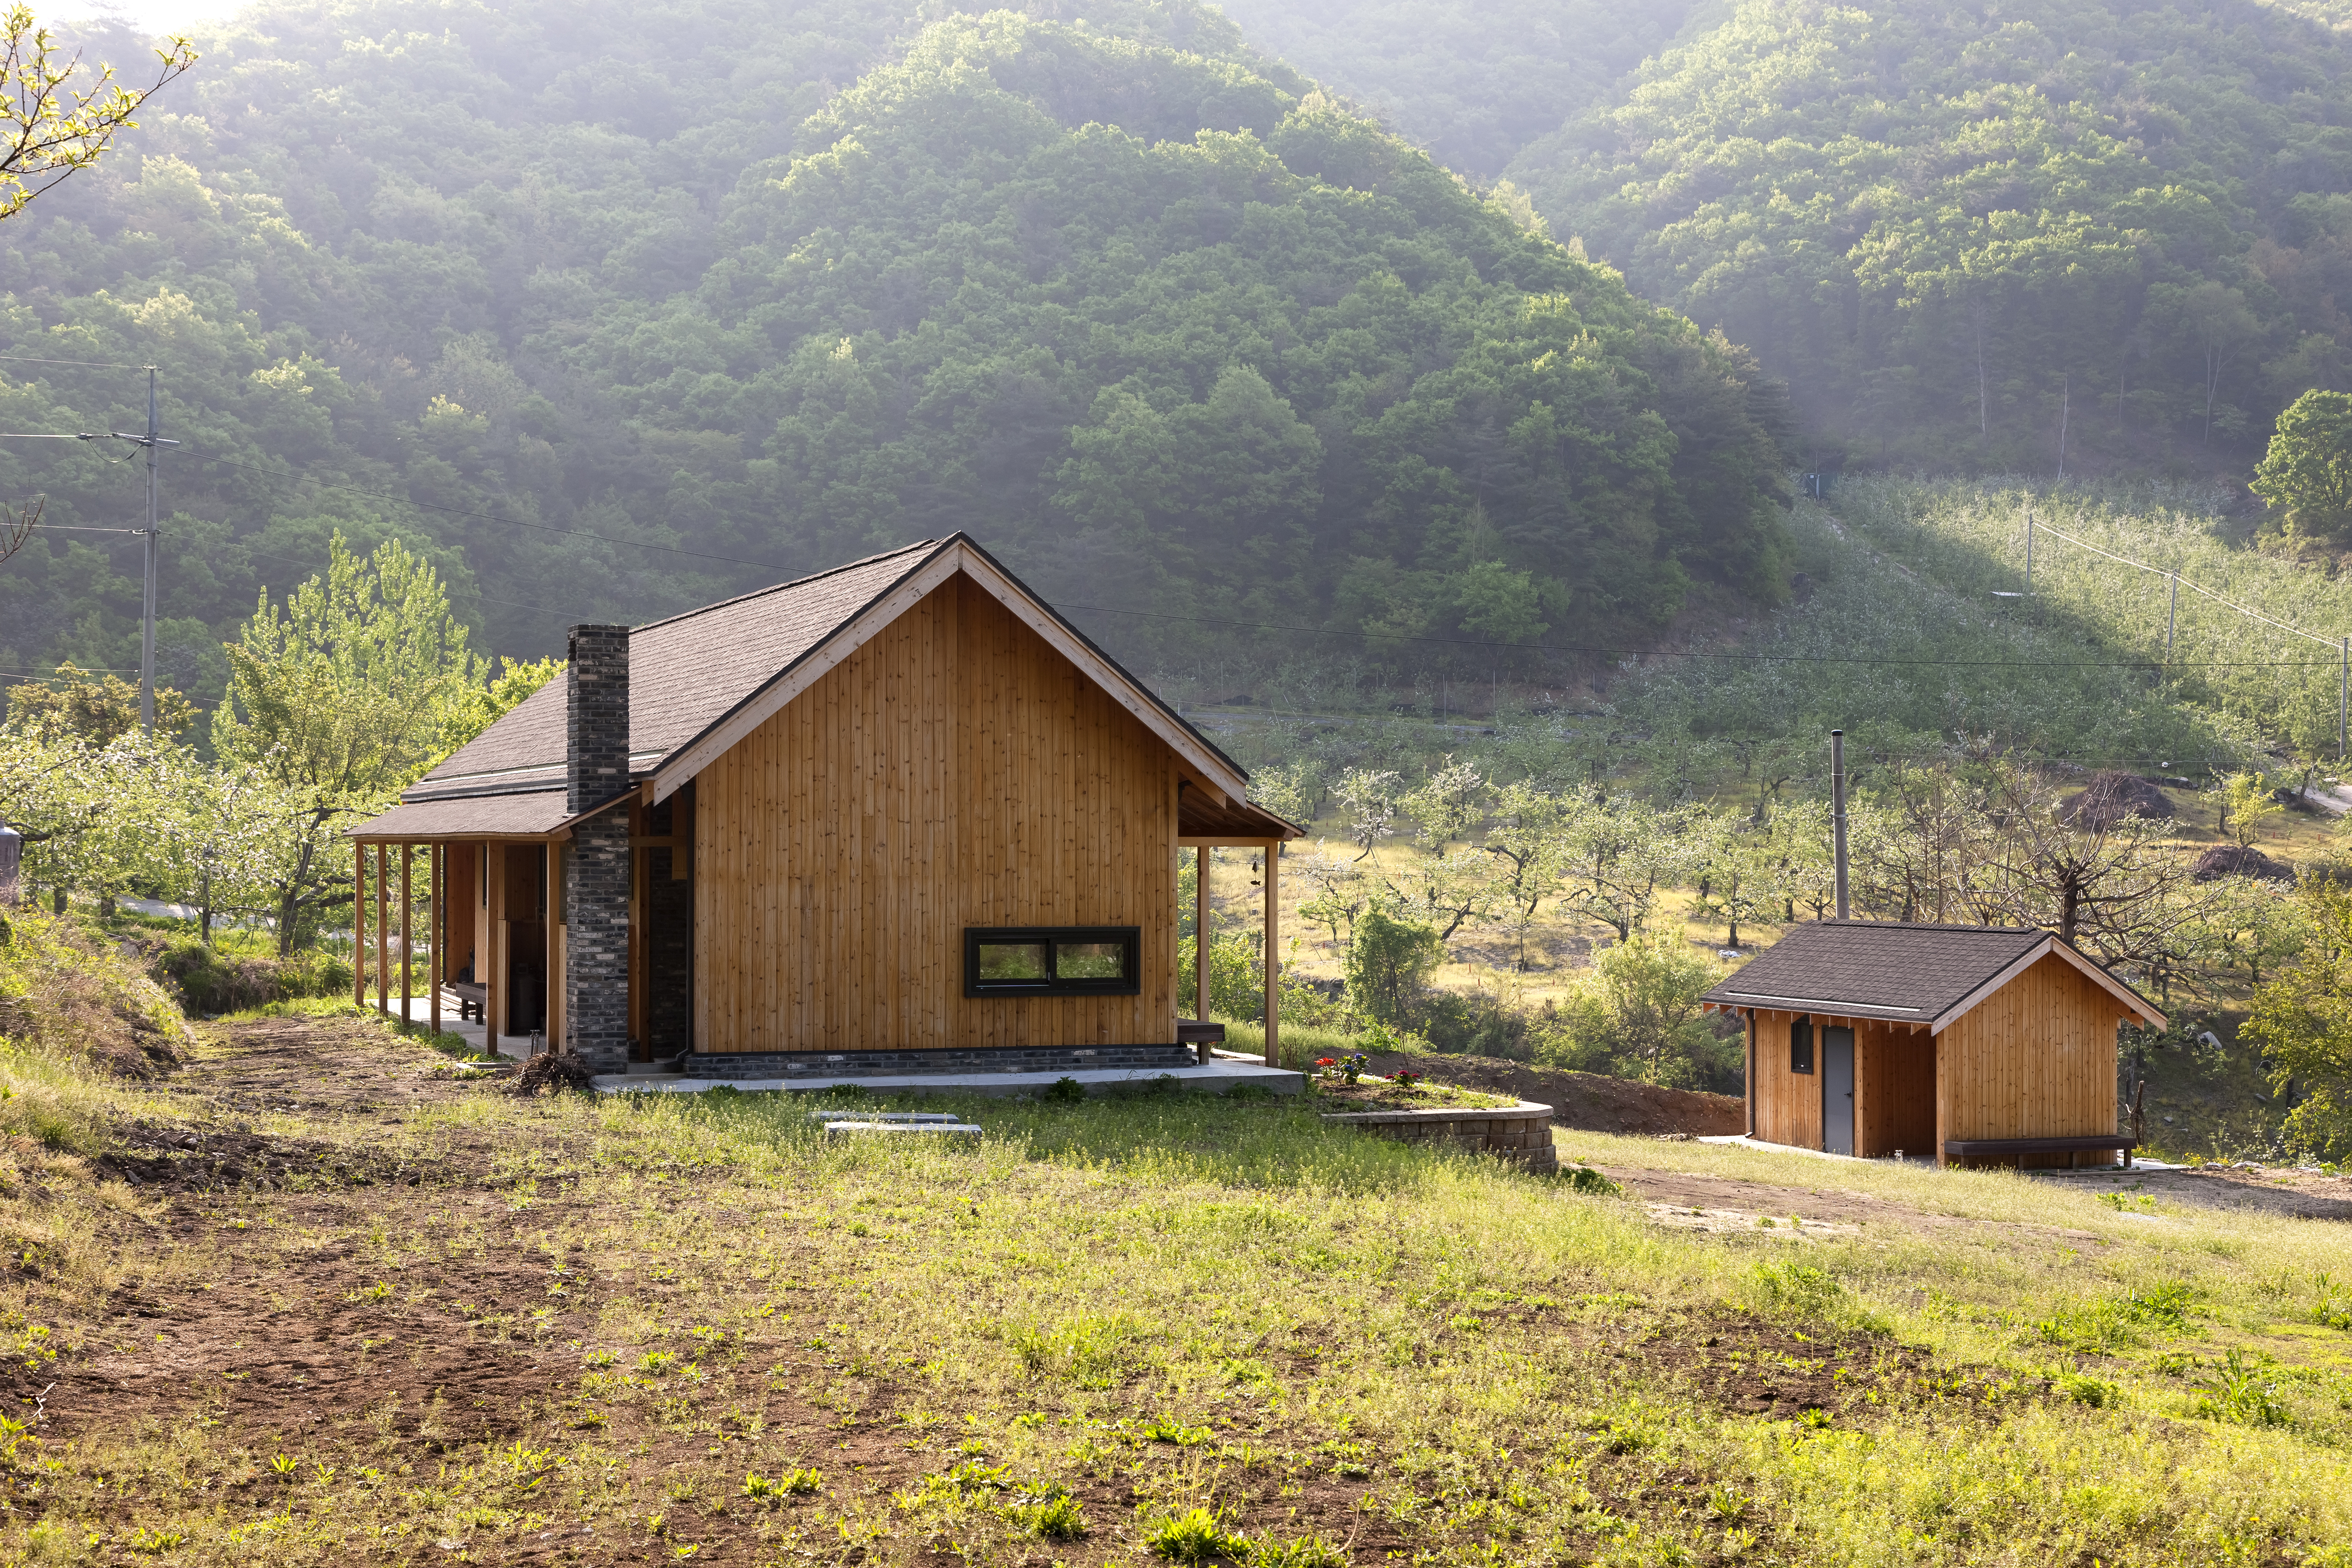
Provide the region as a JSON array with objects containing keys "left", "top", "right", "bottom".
[
  {"left": 1342, "top": 898, "right": 1443, "bottom": 1025},
  {"left": 212, "top": 534, "right": 485, "bottom": 952},
  {"left": 2251, "top": 390, "right": 2352, "bottom": 542},
  {"left": 2243, "top": 880, "right": 2352, "bottom": 1161}
]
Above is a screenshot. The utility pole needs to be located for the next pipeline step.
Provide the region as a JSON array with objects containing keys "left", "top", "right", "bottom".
[
  {"left": 140, "top": 370, "right": 158, "bottom": 735},
  {"left": 112, "top": 369, "right": 175, "bottom": 735},
  {"left": 2056, "top": 375, "right": 2069, "bottom": 482},
  {"left": 2340, "top": 637, "right": 2347, "bottom": 762},
  {"left": 1830, "top": 729, "right": 1850, "bottom": 921},
  {"left": 2166, "top": 573, "right": 2177, "bottom": 664}
]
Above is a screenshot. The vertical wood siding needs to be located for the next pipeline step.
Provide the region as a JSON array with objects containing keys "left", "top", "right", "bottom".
[
  {"left": 1746, "top": 1008, "right": 1823, "bottom": 1150},
  {"left": 1935, "top": 953, "right": 2126, "bottom": 1161},
  {"left": 1855, "top": 1024, "right": 1936, "bottom": 1158},
  {"left": 693, "top": 574, "right": 1179, "bottom": 1051}
]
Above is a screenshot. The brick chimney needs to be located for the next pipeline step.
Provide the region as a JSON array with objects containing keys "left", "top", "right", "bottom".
[{"left": 564, "top": 624, "right": 631, "bottom": 1069}]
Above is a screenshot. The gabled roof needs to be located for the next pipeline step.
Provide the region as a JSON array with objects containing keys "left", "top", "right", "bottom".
[
  {"left": 369, "top": 534, "right": 1271, "bottom": 835},
  {"left": 1700, "top": 920, "right": 2164, "bottom": 1031}
]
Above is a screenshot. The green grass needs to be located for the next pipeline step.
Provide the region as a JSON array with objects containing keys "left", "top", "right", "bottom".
[{"left": 4, "top": 985, "right": 2352, "bottom": 1563}]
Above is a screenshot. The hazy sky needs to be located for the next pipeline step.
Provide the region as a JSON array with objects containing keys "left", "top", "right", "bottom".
[{"left": 60, "top": 0, "right": 239, "bottom": 39}]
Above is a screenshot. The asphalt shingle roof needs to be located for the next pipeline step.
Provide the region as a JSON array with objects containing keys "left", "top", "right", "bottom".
[
  {"left": 418, "top": 540, "right": 943, "bottom": 795},
  {"left": 1701, "top": 921, "right": 2050, "bottom": 1023}
]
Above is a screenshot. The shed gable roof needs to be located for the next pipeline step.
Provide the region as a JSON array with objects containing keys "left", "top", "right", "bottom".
[{"left": 1702, "top": 920, "right": 2163, "bottom": 1031}]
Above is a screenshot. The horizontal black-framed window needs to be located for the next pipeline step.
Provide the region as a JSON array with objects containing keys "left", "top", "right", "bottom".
[
  {"left": 1790, "top": 1016, "right": 1814, "bottom": 1075},
  {"left": 964, "top": 927, "right": 1141, "bottom": 997}
]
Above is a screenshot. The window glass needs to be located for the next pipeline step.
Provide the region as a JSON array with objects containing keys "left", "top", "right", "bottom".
[
  {"left": 977, "top": 942, "right": 1050, "bottom": 982},
  {"left": 1055, "top": 941, "right": 1125, "bottom": 981},
  {"left": 1791, "top": 1017, "right": 1814, "bottom": 1075}
]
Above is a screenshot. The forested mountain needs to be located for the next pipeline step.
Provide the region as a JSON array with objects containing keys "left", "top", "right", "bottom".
[
  {"left": 0, "top": 0, "right": 1792, "bottom": 701},
  {"left": 1205, "top": 0, "right": 1700, "bottom": 178},
  {"left": 1504, "top": 0, "right": 2352, "bottom": 469}
]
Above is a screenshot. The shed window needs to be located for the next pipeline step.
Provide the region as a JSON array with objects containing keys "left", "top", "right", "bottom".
[
  {"left": 964, "top": 927, "right": 1141, "bottom": 997},
  {"left": 1790, "top": 1017, "right": 1814, "bottom": 1075}
]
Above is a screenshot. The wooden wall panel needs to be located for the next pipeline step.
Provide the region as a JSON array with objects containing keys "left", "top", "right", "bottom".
[
  {"left": 1935, "top": 953, "right": 2126, "bottom": 1162},
  {"left": 1746, "top": 1008, "right": 1823, "bottom": 1151},
  {"left": 1856, "top": 1023, "right": 1936, "bottom": 1158},
  {"left": 693, "top": 574, "right": 1179, "bottom": 1052}
]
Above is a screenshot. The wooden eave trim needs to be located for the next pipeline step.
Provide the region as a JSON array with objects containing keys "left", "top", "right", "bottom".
[
  {"left": 347, "top": 830, "right": 567, "bottom": 844},
  {"left": 646, "top": 540, "right": 1250, "bottom": 807},
  {"left": 1177, "top": 835, "right": 1285, "bottom": 848}
]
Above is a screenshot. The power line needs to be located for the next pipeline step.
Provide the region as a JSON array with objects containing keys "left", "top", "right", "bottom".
[
  {"left": 2027, "top": 515, "right": 2344, "bottom": 650},
  {"left": 0, "top": 354, "right": 156, "bottom": 370}
]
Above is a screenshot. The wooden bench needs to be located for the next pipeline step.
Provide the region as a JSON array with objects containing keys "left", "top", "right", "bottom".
[
  {"left": 1175, "top": 1018, "right": 1225, "bottom": 1065},
  {"left": 1942, "top": 1135, "right": 2136, "bottom": 1169},
  {"left": 448, "top": 981, "right": 486, "bottom": 1024}
]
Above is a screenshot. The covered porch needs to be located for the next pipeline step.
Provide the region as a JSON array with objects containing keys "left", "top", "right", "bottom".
[{"left": 349, "top": 785, "right": 689, "bottom": 1061}]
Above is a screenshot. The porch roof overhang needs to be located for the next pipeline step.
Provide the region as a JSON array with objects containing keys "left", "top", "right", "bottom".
[
  {"left": 1178, "top": 786, "right": 1303, "bottom": 845},
  {"left": 346, "top": 787, "right": 634, "bottom": 843}
]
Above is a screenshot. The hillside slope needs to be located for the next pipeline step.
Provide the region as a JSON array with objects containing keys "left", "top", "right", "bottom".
[
  {"left": 1504, "top": 0, "right": 2352, "bottom": 470},
  {"left": 0, "top": 0, "right": 1791, "bottom": 693}
]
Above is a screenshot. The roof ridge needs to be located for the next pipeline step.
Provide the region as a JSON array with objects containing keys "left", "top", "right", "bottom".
[
  {"left": 1812, "top": 918, "right": 2043, "bottom": 935},
  {"left": 626, "top": 538, "right": 947, "bottom": 634}
]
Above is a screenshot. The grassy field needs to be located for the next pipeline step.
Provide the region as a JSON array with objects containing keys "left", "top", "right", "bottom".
[{"left": 0, "top": 980, "right": 2348, "bottom": 1566}]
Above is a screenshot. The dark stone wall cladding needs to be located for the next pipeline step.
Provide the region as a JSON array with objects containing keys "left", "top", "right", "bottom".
[
  {"left": 566, "top": 814, "right": 631, "bottom": 1071},
  {"left": 681, "top": 1045, "right": 1198, "bottom": 1079},
  {"left": 566, "top": 624, "right": 630, "bottom": 814},
  {"left": 565, "top": 621, "right": 632, "bottom": 1071}
]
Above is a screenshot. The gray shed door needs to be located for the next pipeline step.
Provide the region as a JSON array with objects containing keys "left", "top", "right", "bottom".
[{"left": 1822, "top": 1026, "right": 1856, "bottom": 1155}]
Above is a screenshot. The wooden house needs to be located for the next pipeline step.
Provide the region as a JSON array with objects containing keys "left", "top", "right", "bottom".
[
  {"left": 1700, "top": 921, "right": 2165, "bottom": 1168},
  {"left": 348, "top": 536, "right": 1300, "bottom": 1076}
]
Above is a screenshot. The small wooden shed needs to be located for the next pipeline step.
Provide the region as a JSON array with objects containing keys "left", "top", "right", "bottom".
[
  {"left": 1701, "top": 921, "right": 2165, "bottom": 1168},
  {"left": 348, "top": 534, "right": 1300, "bottom": 1074}
]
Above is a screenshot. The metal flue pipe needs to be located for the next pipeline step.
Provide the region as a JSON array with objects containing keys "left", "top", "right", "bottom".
[{"left": 1831, "top": 729, "right": 1850, "bottom": 920}]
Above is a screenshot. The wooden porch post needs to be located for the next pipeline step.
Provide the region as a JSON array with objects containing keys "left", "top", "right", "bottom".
[
  {"left": 352, "top": 841, "right": 366, "bottom": 1007},
  {"left": 547, "top": 840, "right": 564, "bottom": 1051},
  {"left": 430, "top": 843, "right": 443, "bottom": 1038},
  {"left": 486, "top": 841, "right": 505, "bottom": 1055},
  {"left": 1262, "top": 838, "right": 1279, "bottom": 1069},
  {"left": 374, "top": 842, "right": 388, "bottom": 1017},
  {"left": 399, "top": 843, "right": 412, "bottom": 1027},
  {"left": 1194, "top": 846, "right": 1209, "bottom": 1021}
]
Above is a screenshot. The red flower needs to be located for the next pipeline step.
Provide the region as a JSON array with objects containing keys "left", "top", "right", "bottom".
[{"left": 1315, "top": 1057, "right": 1338, "bottom": 1066}]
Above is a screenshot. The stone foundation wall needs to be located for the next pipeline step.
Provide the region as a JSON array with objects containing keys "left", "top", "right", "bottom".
[
  {"left": 679, "top": 1044, "right": 1197, "bottom": 1079},
  {"left": 1322, "top": 1101, "right": 1558, "bottom": 1174}
]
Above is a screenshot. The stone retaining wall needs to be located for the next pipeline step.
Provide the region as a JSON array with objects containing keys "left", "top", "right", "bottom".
[{"left": 1321, "top": 1100, "right": 1557, "bottom": 1173}]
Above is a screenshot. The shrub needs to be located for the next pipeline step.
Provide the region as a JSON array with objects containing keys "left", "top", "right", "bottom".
[
  {"left": 145, "top": 938, "right": 352, "bottom": 1017},
  {"left": 1529, "top": 937, "right": 1740, "bottom": 1091}
]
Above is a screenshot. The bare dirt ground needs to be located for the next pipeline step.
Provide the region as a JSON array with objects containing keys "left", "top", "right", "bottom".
[
  {"left": 2044, "top": 1162, "right": 2352, "bottom": 1222},
  {"left": 7, "top": 1018, "right": 1418, "bottom": 1566},
  {"left": 1367, "top": 1053, "right": 1745, "bottom": 1136}
]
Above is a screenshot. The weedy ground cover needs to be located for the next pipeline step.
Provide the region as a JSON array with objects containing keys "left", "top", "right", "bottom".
[{"left": 0, "top": 1008, "right": 2345, "bottom": 1565}]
